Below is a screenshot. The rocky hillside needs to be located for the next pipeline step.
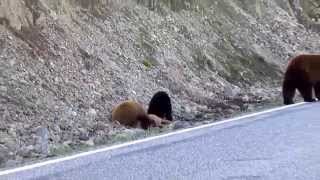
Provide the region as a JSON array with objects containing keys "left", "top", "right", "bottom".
[{"left": 1, "top": 0, "right": 320, "bottom": 168}]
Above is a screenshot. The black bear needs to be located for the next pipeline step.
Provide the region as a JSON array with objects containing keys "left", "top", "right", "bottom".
[
  {"left": 148, "top": 91, "right": 173, "bottom": 121},
  {"left": 282, "top": 54, "right": 320, "bottom": 105}
]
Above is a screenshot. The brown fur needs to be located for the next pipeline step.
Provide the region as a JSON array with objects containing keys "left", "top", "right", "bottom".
[
  {"left": 112, "top": 101, "right": 171, "bottom": 129},
  {"left": 283, "top": 54, "right": 320, "bottom": 105}
]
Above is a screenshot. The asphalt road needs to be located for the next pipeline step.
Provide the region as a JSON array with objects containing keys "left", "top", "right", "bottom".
[{"left": 1, "top": 102, "right": 320, "bottom": 180}]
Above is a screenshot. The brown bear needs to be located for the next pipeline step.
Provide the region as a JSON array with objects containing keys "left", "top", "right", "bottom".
[
  {"left": 148, "top": 91, "right": 173, "bottom": 121},
  {"left": 282, "top": 54, "right": 320, "bottom": 105},
  {"left": 111, "top": 100, "right": 170, "bottom": 129}
]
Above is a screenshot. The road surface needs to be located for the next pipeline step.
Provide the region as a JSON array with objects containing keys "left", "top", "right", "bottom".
[{"left": 1, "top": 102, "right": 320, "bottom": 180}]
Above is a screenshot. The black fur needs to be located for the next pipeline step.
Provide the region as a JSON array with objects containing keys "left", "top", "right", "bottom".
[
  {"left": 148, "top": 91, "right": 173, "bottom": 121},
  {"left": 282, "top": 60, "right": 317, "bottom": 105}
]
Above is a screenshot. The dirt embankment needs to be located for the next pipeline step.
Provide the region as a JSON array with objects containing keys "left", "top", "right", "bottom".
[{"left": 1, "top": 0, "right": 320, "bottom": 169}]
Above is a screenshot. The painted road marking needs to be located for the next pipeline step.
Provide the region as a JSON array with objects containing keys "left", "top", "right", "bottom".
[{"left": 0, "top": 102, "right": 306, "bottom": 176}]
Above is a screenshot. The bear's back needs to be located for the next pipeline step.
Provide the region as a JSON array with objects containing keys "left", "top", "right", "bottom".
[
  {"left": 112, "top": 100, "right": 146, "bottom": 127},
  {"left": 286, "top": 54, "right": 320, "bottom": 82}
]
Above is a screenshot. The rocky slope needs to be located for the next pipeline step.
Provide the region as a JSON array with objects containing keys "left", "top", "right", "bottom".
[{"left": 1, "top": 0, "right": 320, "bottom": 168}]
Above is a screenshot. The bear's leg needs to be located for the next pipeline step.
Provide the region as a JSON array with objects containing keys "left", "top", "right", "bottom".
[
  {"left": 314, "top": 82, "right": 320, "bottom": 100},
  {"left": 297, "top": 82, "right": 316, "bottom": 102},
  {"left": 282, "top": 79, "right": 296, "bottom": 105}
]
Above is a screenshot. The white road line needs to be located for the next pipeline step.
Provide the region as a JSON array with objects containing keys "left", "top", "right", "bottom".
[{"left": 0, "top": 102, "right": 307, "bottom": 176}]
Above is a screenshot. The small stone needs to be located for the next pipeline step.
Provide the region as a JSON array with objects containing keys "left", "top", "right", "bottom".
[
  {"left": 0, "top": 156, "right": 6, "bottom": 167},
  {"left": 224, "top": 108, "right": 236, "bottom": 115},
  {"left": 196, "top": 105, "right": 209, "bottom": 112},
  {"left": 88, "top": 108, "right": 97, "bottom": 116},
  {"left": 0, "top": 145, "right": 9, "bottom": 166},
  {"left": 92, "top": 122, "right": 109, "bottom": 131},
  {"left": 19, "top": 145, "right": 35, "bottom": 158},
  {"left": 183, "top": 106, "right": 192, "bottom": 114},
  {"left": 49, "top": 143, "right": 72, "bottom": 156},
  {"left": 9, "top": 59, "right": 16, "bottom": 66},
  {"left": 82, "top": 139, "right": 95, "bottom": 146},
  {"left": 5, "top": 159, "right": 19, "bottom": 168},
  {"left": 78, "top": 128, "right": 89, "bottom": 141},
  {"left": 34, "top": 126, "right": 49, "bottom": 155},
  {"left": 0, "top": 86, "right": 7, "bottom": 92},
  {"left": 240, "top": 104, "right": 249, "bottom": 111},
  {"left": 242, "top": 95, "right": 250, "bottom": 102},
  {"left": 224, "top": 85, "right": 240, "bottom": 97},
  {"left": 172, "top": 121, "right": 190, "bottom": 130},
  {"left": 0, "top": 132, "right": 8, "bottom": 144},
  {"left": 204, "top": 113, "right": 216, "bottom": 120},
  {"left": 247, "top": 104, "right": 255, "bottom": 112},
  {"left": 93, "top": 136, "right": 109, "bottom": 145},
  {"left": 0, "top": 132, "right": 15, "bottom": 150},
  {"left": 63, "top": 140, "right": 73, "bottom": 146},
  {"left": 113, "top": 133, "right": 132, "bottom": 142},
  {"left": 123, "top": 128, "right": 145, "bottom": 138},
  {"left": 195, "top": 113, "right": 204, "bottom": 119},
  {"left": 72, "top": 111, "right": 77, "bottom": 116},
  {"left": 230, "top": 104, "right": 241, "bottom": 111},
  {"left": 81, "top": 69, "right": 88, "bottom": 75}
]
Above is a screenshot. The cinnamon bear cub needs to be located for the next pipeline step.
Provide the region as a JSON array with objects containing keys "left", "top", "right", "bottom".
[{"left": 111, "top": 100, "right": 170, "bottom": 129}]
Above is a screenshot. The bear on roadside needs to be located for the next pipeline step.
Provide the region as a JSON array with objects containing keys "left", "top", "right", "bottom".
[
  {"left": 111, "top": 100, "right": 170, "bottom": 129},
  {"left": 282, "top": 54, "right": 320, "bottom": 105},
  {"left": 147, "top": 91, "right": 173, "bottom": 121}
]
